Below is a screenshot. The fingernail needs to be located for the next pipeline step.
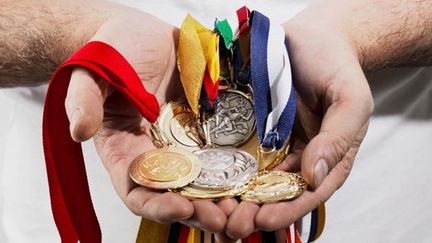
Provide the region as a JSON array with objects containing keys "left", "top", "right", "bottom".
[{"left": 313, "top": 159, "right": 329, "bottom": 188}]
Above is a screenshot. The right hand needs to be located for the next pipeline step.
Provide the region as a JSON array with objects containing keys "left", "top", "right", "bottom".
[{"left": 65, "top": 10, "right": 228, "bottom": 233}]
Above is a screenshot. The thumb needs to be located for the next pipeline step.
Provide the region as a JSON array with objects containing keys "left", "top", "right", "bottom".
[
  {"left": 301, "top": 66, "right": 373, "bottom": 189},
  {"left": 65, "top": 67, "right": 111, "bottom": 142}
]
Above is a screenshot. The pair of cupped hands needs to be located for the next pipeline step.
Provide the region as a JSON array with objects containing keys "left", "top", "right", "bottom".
[{"left": 64, "top": 8, "right": 373, "bottom": 242}]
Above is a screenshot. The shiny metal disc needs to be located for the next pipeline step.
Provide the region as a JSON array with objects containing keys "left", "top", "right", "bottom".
[
  {"left": 171, "top": 183, "right": 250, "bottom": 200},
  {"left": 129, "top": 147, "right": 202, "bottom": 189},
  {"left": 190, "top": 148, "right": 258, "bottom": 190},
  {"left": 158, "top": 102, "right": 203, "bottom": 151},
  {"left": 241, "top": 171, "right": 307, "bottom": 203},
  {"left": 203, "top": 90, "right": 255, "bottom": 147}
]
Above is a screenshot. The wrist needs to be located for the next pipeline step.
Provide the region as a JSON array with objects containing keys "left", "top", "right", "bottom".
[
  {"left": 46, "top": 0, "right": 127, "bottom": 66},
  {"left": 285, "top": 0, "right": 432, "bottom": 71}
]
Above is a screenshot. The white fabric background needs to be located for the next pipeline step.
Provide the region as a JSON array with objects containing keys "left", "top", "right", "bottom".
[{"left": 0, "top": 0, "right": 431, "bottom": 242}]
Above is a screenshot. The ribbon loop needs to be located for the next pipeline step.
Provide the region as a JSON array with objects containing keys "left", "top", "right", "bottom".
[{"left": 43, "top": 41, "right": 159, "bottom": 242}]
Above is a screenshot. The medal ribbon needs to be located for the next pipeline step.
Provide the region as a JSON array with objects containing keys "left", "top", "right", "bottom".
[
  {"left": 307, "top": 204, "right": 326, "bottom": 242},
  {"left": 216, "top": 6, "right": 251, "bottom": 49},
  {"left": 43, "top": 41, "right": 159, "bottom": 242},
  {"left": 250, "top": 10, "right": 296, "bottom": 149},
  {"left": 179, "top": 15, "right": 220, "bottom": 114}
]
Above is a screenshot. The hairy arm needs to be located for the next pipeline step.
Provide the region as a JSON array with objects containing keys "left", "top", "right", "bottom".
[
  {"left": 286, "top": 0, "right": 432, "bottom": 71},
  {"left": 0, "top": 0, "right": 123, "bottom": 87}
]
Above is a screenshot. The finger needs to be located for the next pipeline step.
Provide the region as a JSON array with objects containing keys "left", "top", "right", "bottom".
[
  {"left": 102, "top": 136, "right": 194, "bottom": 224},
  {"left": 226, "top": 201, "right": 260, "bottom": 239},
  {"left": 274, "top": 137, "right": 305, "bottom": 173},
  {"left": 180, "top": 200, "right": 226, "bottom": 233},
  {"left": 127, "top": 189, "right": 194, "bottom": 224},
  {"left": 216, "top": 198, "right": 239, "bottom": 217},
  {"left": 65, "top": 67, "right": 112, "bottom": 142},
  {"left": 256, "top": 133, "right": 363, "bottom": 231},
  {"left": 302, "top": 65, "right": 373, "bottom": 188}
]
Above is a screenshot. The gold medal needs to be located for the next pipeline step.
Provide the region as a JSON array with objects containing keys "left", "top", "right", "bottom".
[
  {"left": 241, "top": 171, "right": 307, "bottom": 203},
  {"left": 129, "top": 147, "right": 202, "bottom": 189},
  {"left": 158, "top": 102, "right": 203, "bottom": 152},
  {"left": 172, "top": 183, "right": 250, "bottom": 200},
  {"left": 257, "top": 137, "right": 291, "bottom": 171}
]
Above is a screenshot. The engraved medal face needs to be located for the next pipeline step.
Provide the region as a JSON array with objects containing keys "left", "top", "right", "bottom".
[
  {"left": 139, "top": 152, "right": 191, "bottom": 182},
  {"left": 129, "top": 147, "right": 202, "bottom": 189},
  {"left": 190, "top": 148, "right": 258, "bottom": 190},
  {"left": 159, "top": 102, "right": 202, "bottom": 151},
  {"left": 172, "top": 183, "right": 250, "bottom": 200},
  {"left": 205, "top": 91, "right": 255, "bottom": 147},
  {"left": 241, "top": 171, "right": 307, "bottom": 203}
]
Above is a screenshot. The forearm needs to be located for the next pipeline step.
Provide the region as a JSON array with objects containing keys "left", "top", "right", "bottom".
[
  {"left": 0, "top": 0, "right": 121, "bottom": 87},
  {"left": 286, "top": 0, "right": 432, "bottom": 71}
]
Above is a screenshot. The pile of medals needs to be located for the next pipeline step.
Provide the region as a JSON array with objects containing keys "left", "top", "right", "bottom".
[{"left": 129, "top": 7, "right": 307, "bottom": 203}]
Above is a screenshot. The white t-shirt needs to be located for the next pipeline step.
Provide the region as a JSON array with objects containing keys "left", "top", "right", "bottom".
[{"left": 1, "top": 1, "right": 431, "bottom": 242}]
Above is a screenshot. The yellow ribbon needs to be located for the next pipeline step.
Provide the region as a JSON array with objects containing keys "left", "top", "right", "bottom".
[
  {"left": 179, "top": 14, "right": 220, "bottom": 115},
  {"left": 187, "top": 227, "right": 201, "bottom": 243},
  {"left": 135, "top": 218, "right": 170, "bottom": 243}
]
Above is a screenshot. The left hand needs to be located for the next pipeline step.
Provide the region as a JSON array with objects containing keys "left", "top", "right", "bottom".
[{"left": 221, "top": 4, "right": 374, "bottom": 240}]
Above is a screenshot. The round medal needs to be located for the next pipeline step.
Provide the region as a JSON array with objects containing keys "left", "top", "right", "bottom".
[
  {"left": 257, "top": 137, "right": 291, "bottom": 171},
  {"left": 190, "top": 148, "right": 258, "bottom": 190},
  {"left": 171, "top": 183, "right": 250, "bottom": 200},
  {"left": 129, "top": 147, "right": 202, "bottom": 189},
  {"left": 202, "top": 90, "right": 255, "bottom": 147},
  {"left": 158, "top": 102, "right": 203, "bottom": 151},
  {"left": 241, "top": 171, "right": 307, "bottom": 203}
]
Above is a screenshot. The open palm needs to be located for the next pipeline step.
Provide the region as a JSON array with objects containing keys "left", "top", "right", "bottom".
[{"left": 65, "top": 10, "right": 226, "bottom": 232}]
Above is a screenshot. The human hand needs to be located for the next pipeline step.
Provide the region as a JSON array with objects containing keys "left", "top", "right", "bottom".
[
  {"left": 221, "top": 3, "right": 374, "bottom": 239},
  {"left": 64, "top": 10, "right": 227, "bottom": 233}
]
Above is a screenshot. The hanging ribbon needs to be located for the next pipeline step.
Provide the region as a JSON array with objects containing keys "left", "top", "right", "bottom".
[
  {"left": 42, "top": 41, "right": 160, "bottom": 242},
  {"left": 216, "top": 6, "right": 251, "bottom": 49},
  {"left": 307, "top": 204, "right": 326, "bottom": 242},
  {"left": 136, "top": 218, "right": 170, "bottom": 243},
  {"left": 250, "top": 10, "right": 296, "bottom": 150},
  {"left": 179, "top": 15, "right": 220, "bottom": 114}
]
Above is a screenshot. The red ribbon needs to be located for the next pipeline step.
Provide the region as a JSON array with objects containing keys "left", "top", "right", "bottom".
[
  {"left": 43, "top": 41, "right": 159, "bottom": 242},
  {"left": 237, "top": 6, "right": 251, "bottom": 35}
]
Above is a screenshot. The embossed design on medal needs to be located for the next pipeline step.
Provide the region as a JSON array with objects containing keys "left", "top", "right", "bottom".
[
  {"left": 129, "top": 147, "right": 202, "bottom": 189},
  {"left": 129, "top": 123, "right": 202, "bottom": 189},
  {"left": 158, "top": 102, "right": 203, "bottom": 151},
  {"left": 241, "top": 171, "right": 307, "bottom": 203},
  {"left": 190, "top": 147, "right": 258, "bottom": 190},
  {"left": 171, "top": 182, "right": 251, "bottom": 200},
  {"left": 203, "top": 90, "right": 256, "bottom": 147}
]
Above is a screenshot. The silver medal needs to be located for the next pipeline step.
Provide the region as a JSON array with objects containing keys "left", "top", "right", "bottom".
[
  {"left": 190, "top": 148, "right": 258, "bottom": 190},
  {"left": 203, "top": 90, "right": 255, "bottom": 147}
]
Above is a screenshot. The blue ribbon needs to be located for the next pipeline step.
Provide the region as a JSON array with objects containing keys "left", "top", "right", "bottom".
[{"left": 250, "top": 11, "right": 296, "bottom": 149}]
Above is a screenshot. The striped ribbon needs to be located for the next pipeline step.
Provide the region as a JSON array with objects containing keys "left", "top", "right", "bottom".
[
  {"left": 135, "top": 218, "right": 304, "bottom": 243},
  {"left": 216, "top": 6, "right": 250, "bottom": 49},
  {"left": 250, "top": 10, "right": 296, "bottom": 150}
]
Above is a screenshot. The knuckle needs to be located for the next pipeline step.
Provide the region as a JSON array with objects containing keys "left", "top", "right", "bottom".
[
  {"left": 321, "top": 132, "right": 351, "bottom": 165},
  {"left": 160, "top": 194, "right": 193, "bottom": 220},
  {"left": 256, "top": 213, "right": 281, "bottom": 231},
  {"left": 203, "top": 214, "right": 226, "bottom": 233},
  {"left": 124, "top": 194, "right": 144, "bottom": 216}
]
